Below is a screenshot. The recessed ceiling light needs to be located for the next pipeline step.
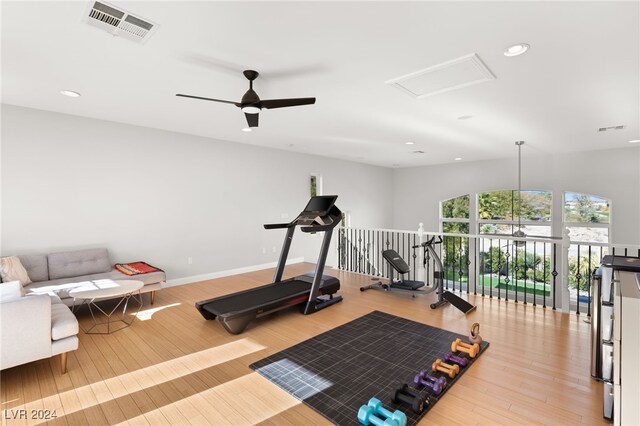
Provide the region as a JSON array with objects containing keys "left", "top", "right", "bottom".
[
  {"left": 241, "top": 127, "right": 252, "bottom": 132},
  {"left": 504, "top": 43, "right": 530, "bottom": 57},
  {"left": 405, "top": 142, "right": 415, "bottom": 145},
  {"left": 287, "top": 143, "right": 295, "bottom": 147},
  {"left": 60, "top": 90, "right": 81, "bottom": 97},
  {"left": 454, "top": 157, "right": 462, "bottom": 161},
  {"left": 457, "top": 115, "right": 473, "bottom": 120},
  {"left": 630, "top": 140, "right": 640, "bottom": 144}
]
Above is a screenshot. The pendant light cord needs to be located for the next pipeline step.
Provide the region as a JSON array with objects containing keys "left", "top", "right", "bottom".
[{"left": 516, "top": 141, "right": 524, "bottom": 231}]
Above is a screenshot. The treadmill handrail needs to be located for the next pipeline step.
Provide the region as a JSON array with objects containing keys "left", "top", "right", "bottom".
[
  {"left": 301, "top": 223, "right": 335, "bottom": 233},
  {"left": 264, "top": 223, "right": 292, "bottom": 229}
]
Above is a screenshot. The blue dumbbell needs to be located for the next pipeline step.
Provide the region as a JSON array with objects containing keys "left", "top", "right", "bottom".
[
  {"left": 368, "top": 397, "right": 407, "bottom": 426},
  {"left": 358, "top": 405, "right": 400, "bottom": 426}
]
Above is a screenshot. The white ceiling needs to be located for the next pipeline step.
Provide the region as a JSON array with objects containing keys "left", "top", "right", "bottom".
[{"left": 2, "top": 1, "right": 639, "bottom": 167}]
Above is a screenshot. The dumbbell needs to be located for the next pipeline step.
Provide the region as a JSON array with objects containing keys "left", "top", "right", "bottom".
[
  {"left": 367, "top": 397, "right": 407, "bottom": 426},
  {"left": 432, "top": 359, "right": 460, "bottom": 379},
  {"left": 358, "top": 405, "right": 401, "bottom": 426},
  {"left": 390, "top": 384, "right": 427, "bottom": 414},
  {"left": 413, "top": 371, "right": 445, "bottom": 396},
  {"left": 418, "top": 370, "right": 447, "bottom": 387},
  {"left": 451, "top": 338, "right": 480, "bottom": 358},
  {"left": 469, "top": 322, "right": 483, "bottom": 345},
  {"left": 443, "top": 352, "right": 468, "bottom": 368}
]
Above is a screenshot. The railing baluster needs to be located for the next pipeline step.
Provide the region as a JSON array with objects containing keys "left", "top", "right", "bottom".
[
  {"left": 514, "top": 243, "right": 519, "bottom": 303},
  {"left": 532, "top": 241, "right": 537, "bottom": 306},
  {"left": 587, "top": 245, "right": 592, "bottom": 317},
  {"left": 504, "top": 241, "right": 510, "bottom": 302},
  {"left": 489, "top": 239, "right": 500, "bottom": 299},
  {"left": 412, "top": 234, "right": 416, "bottom": 280},
  {"left": 552, "top": 243, "right": 557, "bottom": 310},
  {"left": 576, "top": 244, "right": 581, "bottom": 315},
  {"left": 543, "top": 242, "right": 547, "bottom": 308}
]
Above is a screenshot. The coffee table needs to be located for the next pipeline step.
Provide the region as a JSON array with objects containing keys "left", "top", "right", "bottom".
[{"left": 69, "top": 279, "right": 143, "bottom": 334}]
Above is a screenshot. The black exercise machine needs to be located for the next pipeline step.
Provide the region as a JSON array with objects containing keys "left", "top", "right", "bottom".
[
  {"left": 195, "top": 195, "right": 343, "bottom": 334},
  {"left": 360, "top": 236, "right": 476, "bottom": 314}
]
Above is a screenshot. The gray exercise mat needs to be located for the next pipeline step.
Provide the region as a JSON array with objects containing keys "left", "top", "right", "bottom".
[{"left": 250, "top": 310, "right": 489, "bottom": 425}]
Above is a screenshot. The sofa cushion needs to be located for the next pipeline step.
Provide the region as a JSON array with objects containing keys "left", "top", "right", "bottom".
[
  {"left": 0, "top": 256, "right": 32, "bottom": 285},
  {"left": 48, "top": 248, "right": 111, "bottom": 280},
  {"left": 17, "top": 254, "right": 49, "bottom": 282},
  {"left": 0, "top": 280, "right": 25, "bottom": 302},
  {"left": 51, "top": 303, "right": 79, "bottom": 340}
]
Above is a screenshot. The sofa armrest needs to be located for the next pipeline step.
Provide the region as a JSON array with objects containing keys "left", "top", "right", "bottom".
[{"left": 0, "top": 294, "right": 52, "bottom": 370}]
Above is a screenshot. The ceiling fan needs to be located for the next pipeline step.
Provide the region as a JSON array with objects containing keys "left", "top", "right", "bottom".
[{"left": 176, "top": 70, "right": 316, "bottom": 128}]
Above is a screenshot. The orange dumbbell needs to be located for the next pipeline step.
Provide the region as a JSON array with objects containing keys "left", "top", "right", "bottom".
[
  {"left": 451, "top": 338, "right": 480, "bottom": 358},
  {"left": 432, "top": 359, "right": 459, "bottom": 379}
]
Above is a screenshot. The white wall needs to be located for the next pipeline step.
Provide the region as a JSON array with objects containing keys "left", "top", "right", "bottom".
[
  {"left": 1, "top": 105, "right": 394, "bottom": 280},
  {"left": 392, "top": 146, "right": 640, "bottom": 244}
]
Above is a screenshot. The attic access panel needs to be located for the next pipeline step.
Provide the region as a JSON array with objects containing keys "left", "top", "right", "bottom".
[{"left": 386, "top": 53, "right": 496, "bottom": 98}]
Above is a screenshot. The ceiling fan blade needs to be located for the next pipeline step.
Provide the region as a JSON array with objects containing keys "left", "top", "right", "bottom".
[
  {"left": 260, "top": 97, "right": 316, "bottom": 109},
  {"left": 245, "top": 113, "right": 259, "bottom": 128},
  {"left": 176, "top": 94, "right": 239, "bottom": 106}
]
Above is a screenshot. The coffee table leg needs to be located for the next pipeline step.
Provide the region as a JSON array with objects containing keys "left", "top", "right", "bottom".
[{"left": 82, "top": 291, "right": 143, "bottom": 334}]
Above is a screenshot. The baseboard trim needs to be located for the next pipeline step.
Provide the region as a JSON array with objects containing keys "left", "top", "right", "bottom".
[{"left": 163, "top": 257, "right": 306, "bottom": 288}]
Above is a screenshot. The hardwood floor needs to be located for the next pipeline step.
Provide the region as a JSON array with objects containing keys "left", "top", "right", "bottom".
[{"left": 1, "top": 263, "right": 608, "bottom": 425}]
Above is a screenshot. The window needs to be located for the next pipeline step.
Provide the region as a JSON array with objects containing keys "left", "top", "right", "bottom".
[
  {"left": 440, "top": 195, "right": 470, "bottom": 286},
  {"left": 441, "top": 194, "right": 469, "bottom": 234},
  {"left": 310, "top": 174, "right": 322, "bottom": 197},
  {"left": 564, "top": 192, "right": 611, "bottom": 302},
  {"left": 564, "top": 192, "right": 610, "bottom": 243},
  {"left": 478, "top": 189, "right": 552, "bottom": 236}
]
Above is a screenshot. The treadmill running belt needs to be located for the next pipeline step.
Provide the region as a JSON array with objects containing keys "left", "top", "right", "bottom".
[{"left": 202, "top": 280, "right": 314, "bottom": 315}]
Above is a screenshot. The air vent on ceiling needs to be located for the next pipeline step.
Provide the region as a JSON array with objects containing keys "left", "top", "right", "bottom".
[
  {"left": 598, "top": 125, "right": 625, "bottom": 132},
  {"left": 386, "top": 53, "right": 496, "bottom": 99},
  {"left": 83, "top": 1, "right": 158, "bottom": 44}
]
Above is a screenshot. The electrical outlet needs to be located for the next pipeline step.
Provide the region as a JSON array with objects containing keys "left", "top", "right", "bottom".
[{"left": 188, "top": 257, "right": 193, "bottom": 265}]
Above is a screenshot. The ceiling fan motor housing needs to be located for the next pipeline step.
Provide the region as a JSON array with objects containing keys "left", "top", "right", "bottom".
[{"left": 241, "top": 89, "right": 261, "bottom": 109}]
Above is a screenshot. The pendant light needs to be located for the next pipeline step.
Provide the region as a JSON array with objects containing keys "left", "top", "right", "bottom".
[{"left": 513, "top": 141, "right": 526, "bottom": 246}]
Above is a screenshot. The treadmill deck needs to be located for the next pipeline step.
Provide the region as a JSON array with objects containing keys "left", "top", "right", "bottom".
[{"left": 198, "top": 275, "right": 340, "bottom": 318}]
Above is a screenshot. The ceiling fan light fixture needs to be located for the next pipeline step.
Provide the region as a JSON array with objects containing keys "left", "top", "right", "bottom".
[
  {"left": 241, "top": 106, "right": 261, "bottom": 114},
  {"left": 241, "top": 127, "right": 252, "bottom": 132},
  {"left": 504, "top": 43, "right": 530, "bottom": 57},
  {"left": 60, "top": 90, "right": 81, "bottom": 97}
]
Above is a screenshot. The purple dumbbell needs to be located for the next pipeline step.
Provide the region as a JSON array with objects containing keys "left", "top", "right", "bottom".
[
  {"left": 444, "top": 352, "right": 468, "bottom": 368},
  {"left": 418, "top": 370, "right": 447, "bottom": 388},
  {"left": 413, "top": 371, "right": 446, "bottom": 395}
]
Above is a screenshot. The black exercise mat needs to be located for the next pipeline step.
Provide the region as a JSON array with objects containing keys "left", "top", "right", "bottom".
[{"left": 250, "top": 310, "right": 489, "bottom": 426}]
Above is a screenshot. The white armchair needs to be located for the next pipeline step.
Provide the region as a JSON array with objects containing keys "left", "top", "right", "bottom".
[{"left": 0, "top": 281, "right": 78, "bottom": 373}]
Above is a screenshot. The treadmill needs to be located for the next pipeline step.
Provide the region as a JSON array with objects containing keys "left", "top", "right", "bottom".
[{"left": 195, "top": 195, "right": 343, "bottom": 334}]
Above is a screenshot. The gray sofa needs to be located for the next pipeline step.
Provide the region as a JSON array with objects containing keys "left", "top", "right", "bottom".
[
  {"left": 1, "top": 281, "right": 78, "bottom": 373},
  {"left": 18, "top": 248, "right": 165, "bottom": 306}
]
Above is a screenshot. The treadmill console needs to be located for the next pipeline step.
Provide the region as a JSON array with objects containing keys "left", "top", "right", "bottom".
[
  {"left": 295, "top": 195, "right": 340, "bottom": 227},
  {"left": 302, "top": 195, "right": 337, "bottom": 216}
]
